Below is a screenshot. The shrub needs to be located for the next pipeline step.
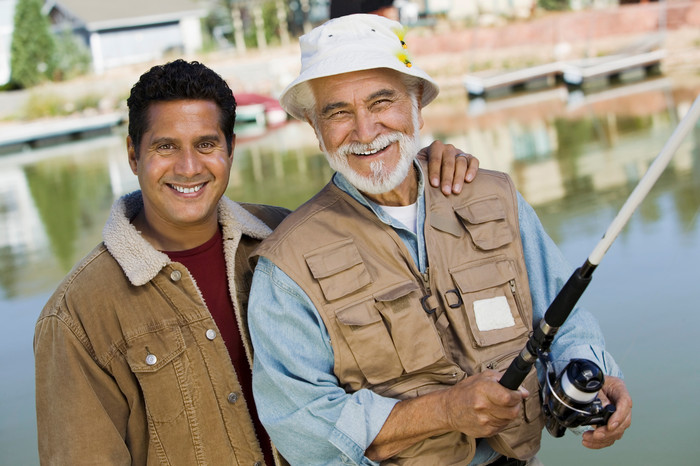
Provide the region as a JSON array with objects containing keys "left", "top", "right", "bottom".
[{"left": 9, "top": 0, "right": 56, "bottom": 88}]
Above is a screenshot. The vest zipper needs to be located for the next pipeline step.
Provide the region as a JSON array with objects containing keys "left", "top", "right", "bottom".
[
  {"left": 421, "top": 268, "right": 431, "bottom": 296},
  {"left": 485, "top": 350, "right": 520, "bottom": 371},
  {"left": 419, "top": 268, "right": 439, "bottom": 315},
  {"left": 509, "top": 279, "right": 527, "bottom": 325}
]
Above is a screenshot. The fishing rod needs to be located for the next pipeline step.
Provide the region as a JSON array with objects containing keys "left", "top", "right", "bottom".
[{"left": 500, "top": 94, "right": 700, "bottom": 398}]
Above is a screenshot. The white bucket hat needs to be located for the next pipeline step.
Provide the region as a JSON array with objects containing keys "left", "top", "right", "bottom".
[{"left": 279, "top": 13, "right": 440, "bottom": 120}]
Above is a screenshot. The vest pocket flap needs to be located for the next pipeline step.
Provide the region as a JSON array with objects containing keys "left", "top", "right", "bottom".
[
  {"left": 429, "top": 211, "right": 464, "bottom": 237},
  {"left": 455, "top": 196, "right": 513, "bottom": 251},
  {"left": 451, "top": 259, "right": 515, "bottom": 293},
  {"left": 455, "top": 195, "right": 506, "bottom": 224},
  {"left": 305, "top": 238, "right": 372, "bottom": 301},
  {"left": 305, "top": 238, "right": 363, "bottom": 278},
  {"left": 336, "top": 301, "right": 382, "bottom": 326},
  {"left": 125, "top": 326, "right": 185, "bottom": 373},
  {"left": 374, "top": 281, "right": 419, "bottom": 302}
]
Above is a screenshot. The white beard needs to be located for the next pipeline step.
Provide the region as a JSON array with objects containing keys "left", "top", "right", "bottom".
[{"left": 318, "top": 106, "right": 422, "bottom": 195}]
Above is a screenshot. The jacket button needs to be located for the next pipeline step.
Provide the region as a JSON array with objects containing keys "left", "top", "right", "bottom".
[
  {"left": 170, "top": 270, "right": 182, "bottom": 281},
  {"left": 253, "top": 462, "right": 262, "bottom": 466},
  {"left": 145, "top": 354, "right": 157, "bottom": 365},
  {"left": 206, "top": 329, "right": 216, "bottom": 340},
  {"left": 227, "top": 392, "right": 239, "bottom": 404}
]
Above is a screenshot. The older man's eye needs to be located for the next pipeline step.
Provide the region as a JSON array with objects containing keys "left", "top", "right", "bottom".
[{"left": 371, "top": 99, "right": 392, "bottom": 109}]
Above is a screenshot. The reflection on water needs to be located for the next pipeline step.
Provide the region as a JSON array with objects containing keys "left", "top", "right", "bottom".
[{"left": 1, "top": 79, "right": 699, "bottom": 465}]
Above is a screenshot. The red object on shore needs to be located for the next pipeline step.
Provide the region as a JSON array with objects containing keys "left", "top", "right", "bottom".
[{"left": 235, "top": 92, "right": 288, "bottom": 127}]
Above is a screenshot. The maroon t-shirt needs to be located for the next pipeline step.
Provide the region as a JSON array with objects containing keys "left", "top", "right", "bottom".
[{"left": 164, "top": 228, "right": 273, "bottom": 465}]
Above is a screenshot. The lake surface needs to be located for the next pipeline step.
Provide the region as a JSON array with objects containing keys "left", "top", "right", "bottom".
[{"left": 1, "top": 76, "right": 699, "bottom": 465}]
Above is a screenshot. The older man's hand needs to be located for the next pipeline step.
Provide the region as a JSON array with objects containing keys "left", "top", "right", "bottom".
[
  {"left": 418, "top": 141, "right": 479, "bottom": 195},
  {"left": 444, "top": 370, "right": 527, "bottom": 438},
  {"left": 581, "top": 376, "right": 632, "bottom": 449}
]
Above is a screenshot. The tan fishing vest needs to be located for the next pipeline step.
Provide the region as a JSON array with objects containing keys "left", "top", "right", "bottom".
[{"left": 256, "top": 166, "right": 544, "bottom": 464}]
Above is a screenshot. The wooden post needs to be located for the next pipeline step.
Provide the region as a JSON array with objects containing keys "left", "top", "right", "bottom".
[
  {"left": 276, "top": 0, "right": 290, "bottom": 46},
  {"left": 231, "top": 7, "right": 247, "bottom": 54},
  {"left": 252, "top": 3, "right": 267, "bottom": 50}
]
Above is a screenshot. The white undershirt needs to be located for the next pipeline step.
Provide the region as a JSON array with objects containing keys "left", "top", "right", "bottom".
[{"left": 380, "top": 203, "right": 418, "bottom": 234}]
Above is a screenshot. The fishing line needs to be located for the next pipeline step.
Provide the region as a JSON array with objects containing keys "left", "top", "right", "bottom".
[{"left": 500, "top": 93, "right": 700, "bottom": 391}]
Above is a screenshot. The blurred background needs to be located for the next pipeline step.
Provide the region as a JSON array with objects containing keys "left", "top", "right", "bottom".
[{"left": 1, "top": 0, "right": 699, "bottom": 465}]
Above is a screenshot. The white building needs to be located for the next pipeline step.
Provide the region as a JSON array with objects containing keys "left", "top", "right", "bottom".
[
  {"left": 46, "top": 0, "right": 207, "bottom": 74},
  {"left": 0, "top": 0, "right": 16, "bottom": 85}
]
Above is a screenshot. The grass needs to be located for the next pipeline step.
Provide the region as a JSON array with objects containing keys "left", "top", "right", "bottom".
[{"left": 22, "top": 91, "right": 105, "bottom": 120}]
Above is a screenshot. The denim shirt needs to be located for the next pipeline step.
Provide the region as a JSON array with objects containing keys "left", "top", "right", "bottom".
[{"left": 248, "top": 163, "right": 622, "bottom": 466}]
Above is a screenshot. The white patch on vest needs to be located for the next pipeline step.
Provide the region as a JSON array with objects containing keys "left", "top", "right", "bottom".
[{"left": 473, "top": 296, "right": 515, "bottom": 331}]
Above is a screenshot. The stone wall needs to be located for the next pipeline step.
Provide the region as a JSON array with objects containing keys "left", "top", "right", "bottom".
[
  {"left": 406, "top": 1, "right": 700, "bottom": 88},
  {"left": 411, "top": 1, "right": 700, "bottom": 54}
]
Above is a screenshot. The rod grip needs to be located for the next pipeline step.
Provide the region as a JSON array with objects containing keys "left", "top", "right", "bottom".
[
  {"left": 500, "top": 353, "right": 534, "bottom": 390},
  {"left": 544, "top": 267, "right": 592, "bottom": 328},
  {"left": 499, "top": 266, "right": 593, "bottom": 390}
]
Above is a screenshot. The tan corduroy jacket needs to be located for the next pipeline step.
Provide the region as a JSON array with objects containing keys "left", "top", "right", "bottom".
[{"left": 34, "top": 191, "right": 289, "bottom": 466}]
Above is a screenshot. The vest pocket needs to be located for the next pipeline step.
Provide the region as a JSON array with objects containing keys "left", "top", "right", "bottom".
[
  {"left": 125, "top": 325, "right": 190, "bottom": 423},
  {"left": 455, "top": 195, "right": 514, "bottom": 250},
  {"left": 305, "top": 238, "right": 372, "bottom": 301},
  {"left": 335, "top": 281, "right": 445, "bottom": 384},
  {"left": 450, "top": 258, "right": 528, "bottom": 348},
  {"left": 487, "top": 369, "right": 544, "bottom": 460}
]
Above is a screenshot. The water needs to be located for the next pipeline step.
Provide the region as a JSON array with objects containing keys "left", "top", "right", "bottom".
[{"left": 1, "top": 77, "right": 699, "bottom": 465}]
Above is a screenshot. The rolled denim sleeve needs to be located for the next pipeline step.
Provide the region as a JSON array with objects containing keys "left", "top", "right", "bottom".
[
  {"left": 517, "top": 193, "right": 623, "bottom": 379},
  {"left": 248, "top": 257, "right": 399, "bottom": 465}
]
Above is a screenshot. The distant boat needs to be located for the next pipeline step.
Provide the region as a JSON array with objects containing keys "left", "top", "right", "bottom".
[{"left": 235, "top": 93, "right": 288, "bottom": 127}]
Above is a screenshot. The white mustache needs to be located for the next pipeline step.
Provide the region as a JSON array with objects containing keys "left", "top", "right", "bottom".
[{"left": 335, "top": 132, "right": 402, "bottom": 158}]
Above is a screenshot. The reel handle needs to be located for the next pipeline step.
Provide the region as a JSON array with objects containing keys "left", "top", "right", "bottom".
[{"left": 590, "top": 403, "right": 616, "bottom": 427}]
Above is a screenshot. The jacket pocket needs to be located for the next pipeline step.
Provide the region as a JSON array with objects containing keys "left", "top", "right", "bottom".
[
  {"left": 305, "top": 238, "right": 372, "bottom": 301},
  {"left": 450, "top": 258, "right": 528, "bottom": 348},
  {"left": 335, "top": 281, "right": 445, "bottom": 385},
  {"left": 455, "top": 195, "right": 514, "bottom": 250},
  {"left": 125, "top": 325, "right": 191, "bottom": 423}
]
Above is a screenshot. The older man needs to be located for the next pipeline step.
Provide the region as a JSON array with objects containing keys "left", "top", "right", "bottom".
[{"left": 248, "top": 14, "right": 632, "bottom": 466}]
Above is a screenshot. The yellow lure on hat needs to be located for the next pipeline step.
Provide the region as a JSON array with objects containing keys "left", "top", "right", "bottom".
[
  {"left": 392, "top": 25, "right": 408, "bottom": 48},
  {"left": 396, "top": 51, "right": 412, "bottom": 67}
]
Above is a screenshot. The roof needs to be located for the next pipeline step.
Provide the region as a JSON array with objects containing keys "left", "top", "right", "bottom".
[{"left": 48, "top": 0, "right": 207, "bottom": 30}]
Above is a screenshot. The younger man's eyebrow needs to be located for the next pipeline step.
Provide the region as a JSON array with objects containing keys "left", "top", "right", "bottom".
[
  {"left": 195, "top": 133, "right": 223, "bottom": 144},
  {"left": 150, "top": 136, "right": 177, "bottom": 148}
]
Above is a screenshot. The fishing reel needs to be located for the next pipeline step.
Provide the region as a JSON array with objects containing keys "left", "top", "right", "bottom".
[{"left": 540, "top": 353, "right": 616, "bottom": 438}]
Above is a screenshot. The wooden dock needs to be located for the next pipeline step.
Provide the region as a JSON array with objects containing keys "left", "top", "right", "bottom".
[
  {"left": 0, "top": 112, "right": 126, "bottom": 154},
  {"left": 565, "top": 76, "right": 672, "bottom": 110},
  {"left": 464, "top": 49, "right": 665, "bottom": 99},
  {"left": 561, "top": 49, "right": 666, "bottom": 87},
  {"left": 464, "top": 61, "right": 565, "bottom": 98}
]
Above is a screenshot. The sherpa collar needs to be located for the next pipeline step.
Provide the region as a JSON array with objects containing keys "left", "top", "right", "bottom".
[{"left": 102, "top": 191, "right": 273, "bottom": 286}]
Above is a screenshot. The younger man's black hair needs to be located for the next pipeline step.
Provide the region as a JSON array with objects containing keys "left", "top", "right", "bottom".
[{"left": 127, "top": 59, "right": 237, "bottom": 156}]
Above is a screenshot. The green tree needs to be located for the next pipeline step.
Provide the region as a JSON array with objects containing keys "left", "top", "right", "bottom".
[
  {"left": 53, "top": 28, "right": 92, "bottom": 81},
  {"left": 10, "top": 0, "right": 56, "bottom": 88},
  {"left": 262, "top": 1, "right": 281, "bottom": 46},
  {"left": 538, "top": 0, "right": 569, "bottom": 11}
]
